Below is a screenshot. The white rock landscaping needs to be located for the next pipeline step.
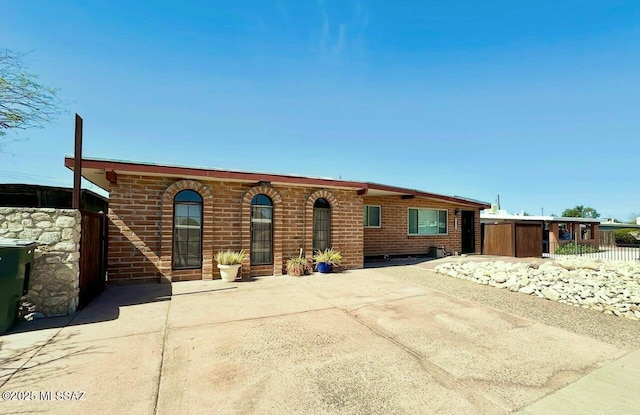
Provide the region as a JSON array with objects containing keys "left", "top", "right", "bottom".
[{"left": 434, "top": 259, "right": 640, "bottom": 320}]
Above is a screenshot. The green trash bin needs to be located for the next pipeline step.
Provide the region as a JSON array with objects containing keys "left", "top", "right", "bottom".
[{"left": 0, "top": 239, "right": 38, "bottom": 334}]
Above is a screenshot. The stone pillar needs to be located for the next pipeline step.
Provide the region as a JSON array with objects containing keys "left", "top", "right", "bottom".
[{"left": 0, "top": 207, "right": 81, "bottom": 316}]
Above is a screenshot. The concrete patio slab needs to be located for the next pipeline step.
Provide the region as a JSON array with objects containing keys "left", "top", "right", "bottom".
[
  {"left": 167, "top": 277, "right": 332, "bottom": 329},
  {"left": 295, "top": 270, "right": 429, "bottom": 308},
  {"left": 0, "top": 325, "right": 63, "bottom": 385},
  {"left": 56, "top": 284, "right": 171, "bottom": 343},
  {"left": 348, "top": 293, "right": 621, "bottom": 410},
  {"left": 2, "top": 332, "right": 163, "bottom": 415},
  {"left": 1, "top": 265, "right": 638, "bottom": 414},
  {"left": 516, "top": 347, "right": 640, "bottom": 415},
  {"left": 157, "top": 308, "right": 504, "bottom": 415}
]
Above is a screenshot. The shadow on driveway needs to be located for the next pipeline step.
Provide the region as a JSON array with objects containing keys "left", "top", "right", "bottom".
[{"left": 8, "top": 283, "right": 173, "bottom": 334}]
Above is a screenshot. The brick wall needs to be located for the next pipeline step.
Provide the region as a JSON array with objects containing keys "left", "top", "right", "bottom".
[
  {"left": 363, "top": 196, "right": 481, "bottom": 257},
  {"left": 107, "top": 175, "right": 363, "bottom": 284},
  {"left": 108, "top": 175, "right": 172, "bottom": 284}
]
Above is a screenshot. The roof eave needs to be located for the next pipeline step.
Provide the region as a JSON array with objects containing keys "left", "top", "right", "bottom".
[
  {"left": 64, "top": 156, "right": 366, "bottom": 192},
  {"left": 364, "top": 182, "right": 490, "bottom": 208}
]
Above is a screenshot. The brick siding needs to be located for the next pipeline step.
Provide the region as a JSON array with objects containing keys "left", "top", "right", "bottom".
[
  {"left": 107, "top": 174, "right": 363, "bottom": 283},
  {"left": 363, "top": 196, "right": 481, "bottom": 257},
  {"left": 107, "top": 175, "right": 481, "bottom": 284}
]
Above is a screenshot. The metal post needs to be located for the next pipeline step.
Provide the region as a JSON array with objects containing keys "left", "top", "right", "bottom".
[{"left": 72, "top": 114, "right": 83, "bottom": 210}]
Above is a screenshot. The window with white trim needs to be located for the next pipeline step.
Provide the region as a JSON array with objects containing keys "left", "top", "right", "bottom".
[
  {"left": 408, "top": 208, "right": 447, "bottom": 235},
  {"left": 363, "top": 205, "right": 381, "bottom": 227}
]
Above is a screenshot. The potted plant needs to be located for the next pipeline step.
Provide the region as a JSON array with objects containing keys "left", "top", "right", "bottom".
[
  {"left": 286, "top": 255, "right": 311, "bottom": 277},
  {"left": 313, "top": 248, "right": 343, "bottom": 273},
  {"left": 215, "top": 249, "right": 246, "bottom": 282}
]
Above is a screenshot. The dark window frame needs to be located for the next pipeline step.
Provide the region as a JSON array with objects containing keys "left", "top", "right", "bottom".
[
  {"left": 250, "top": 194, "right": 273, "bottom": 266},
  {"left": 172, "top": 189, "right": 203, "bottom": 270},
  {"left": 364, "top": 205, "right": 381, "bottom": 228},
  {"left": 313, "top": 198, "right": 331, "bottom": 252},
  {"left": 407, "top": 208, "right": 448, "bottom": 236}
]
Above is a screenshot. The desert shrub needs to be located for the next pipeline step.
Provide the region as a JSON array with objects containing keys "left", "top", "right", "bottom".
[
  {"left": 613, "top": 228, "right": 640, "bottom": 245},
  {"left": 286, "top": 256, "right": 311, "bottom": 276},
  {"left": 554, "top": 244, "right": 599, "bottom": 255}
]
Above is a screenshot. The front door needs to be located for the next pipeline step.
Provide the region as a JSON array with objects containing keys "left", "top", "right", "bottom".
[{"left": 461, "top": 210, "right": 475, "bottom": 254}]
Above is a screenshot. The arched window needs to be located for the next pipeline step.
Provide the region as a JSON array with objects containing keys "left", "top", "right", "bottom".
[
  {"left": 313, "top": 198, "right": 331, "bottom": 252},
  {"left": 251, "top": 194, "right": 273, "bottom": 265},
  {"left": 173, "top": 190, "right": 203, "bottom": 269}
]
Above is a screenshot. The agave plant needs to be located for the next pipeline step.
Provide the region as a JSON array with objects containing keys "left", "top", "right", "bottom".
[
  {"left": 312, "top": 248, "right": 343, "bottom": 266},
  {"left": 214, "top": 249, "right": 246, "bottom": 265}
]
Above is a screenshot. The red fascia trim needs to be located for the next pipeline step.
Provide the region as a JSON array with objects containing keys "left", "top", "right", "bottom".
[
  {"left": 63, "top": 157, "right": 490, "bottom": 208},
  {"left": 366, "top": 182, "right": 490, "bottom": 208},
  {"left": 64, "top": 157, "right": 366, "bottom": 190},
  {"left": 366, "top": 182, "right": 416, "bottom": 196}
]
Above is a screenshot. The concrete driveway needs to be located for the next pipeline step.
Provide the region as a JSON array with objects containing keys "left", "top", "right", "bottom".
[{"left": 2, "top": 263, "right": 639, "bottom": 414}]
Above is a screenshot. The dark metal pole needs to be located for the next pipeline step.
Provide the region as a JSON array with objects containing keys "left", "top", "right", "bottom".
[{"left": 72, "top": 114, "right": 83, "bottom": 209}]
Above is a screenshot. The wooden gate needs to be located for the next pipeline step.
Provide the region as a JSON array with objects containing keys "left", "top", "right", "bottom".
[
  {"left": 514, "top": 223, "right": 543, "bottom": 258},
  {"left": 79, "top": 210, "right": 107, "bottom": 308},
  {"left": 482, "top": 222, "right": 543, "bottom": 258},
  {"left": 482, "top": 223, "right": 515, "bottom": 256}
]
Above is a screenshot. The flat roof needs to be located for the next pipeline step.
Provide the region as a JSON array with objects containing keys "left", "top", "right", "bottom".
[
  {"left": 599, "top": 222, "right": 640, "bottom": 229},
  {"left": 0, "top": 183, "right": 108, "bottom": 202},
  {"left": 481, "top": 213, "right": 600, "bottom": 223},
  {"left": 64, "top": 156, "right": 490, "bottom": 208}
]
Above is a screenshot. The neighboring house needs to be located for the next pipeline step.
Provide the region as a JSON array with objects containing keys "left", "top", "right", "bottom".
[
  {"left": 0, "top": 183, "right": 108, "bottom": 213},
  {"left": 65, "top": 157, "right": 489, "bottom": 284},
  {"left": 599, "top": 218, "right": 640, "bottom": 231},
  {"left": 481, "top": 211, "right": 600, "bottom": 257},
  {"left": 599, "top": 219, "right": 640, "bottom": 246}
]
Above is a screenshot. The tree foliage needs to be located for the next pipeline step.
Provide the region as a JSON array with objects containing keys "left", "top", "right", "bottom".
[
  {"left": 0, "top": 49, "right": 62, "bottom": 141},
  {"left": 561, "top": 205, "right": 600, "bottom": 218}
]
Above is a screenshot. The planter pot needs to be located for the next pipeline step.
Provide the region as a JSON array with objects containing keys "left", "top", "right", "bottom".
[
  {"left": 316, "top": 262, "right": 332, "bottom": 273},
  {"left": 287, "top": 265, "right": 306, "bottom": 277},
  {"left": 217, "top": 264, "right": 241, "bottom": 282}
]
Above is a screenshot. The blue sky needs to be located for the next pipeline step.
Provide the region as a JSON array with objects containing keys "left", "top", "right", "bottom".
[{"left": 2, "top": 1, "right": 639, "bottom": 220}]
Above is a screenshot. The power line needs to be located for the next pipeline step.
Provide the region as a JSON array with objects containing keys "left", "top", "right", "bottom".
[{"left": 0, "top": 169, "right": 70, "bottom": 183}]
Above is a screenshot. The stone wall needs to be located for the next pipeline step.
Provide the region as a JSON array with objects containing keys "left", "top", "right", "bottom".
[{"left": 0, "top": 207, "right": 81, "bottom": 316}]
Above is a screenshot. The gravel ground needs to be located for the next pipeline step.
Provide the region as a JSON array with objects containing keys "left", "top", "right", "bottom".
[{"left": 368, "top": 256, "right": 640, "bottom": 349}]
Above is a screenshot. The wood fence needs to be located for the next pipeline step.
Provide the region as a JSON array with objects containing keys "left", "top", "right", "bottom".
[{"left": 79, "top": 210, "right": 107, "bottom": 308}]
